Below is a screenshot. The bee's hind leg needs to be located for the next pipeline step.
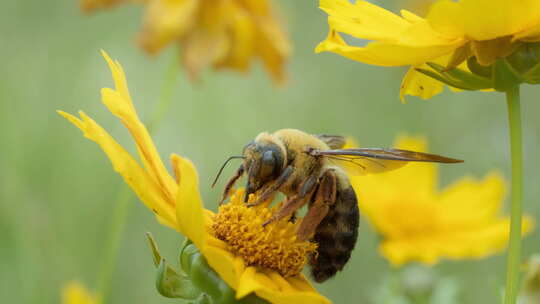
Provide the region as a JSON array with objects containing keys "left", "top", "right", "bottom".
[
  {"left": 262, "top": 175, "right": 318, "bottom": 226},
  {"left": 297, "top": 169, "right": 337, "bottom": 241}
]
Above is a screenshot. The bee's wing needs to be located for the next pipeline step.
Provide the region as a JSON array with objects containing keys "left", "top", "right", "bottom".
[
  {"left": 315, "top": 134, "right": 346, "bottom": 149},
  {"left": 313, "top": 148, "right": 463, "bottom": 176}
]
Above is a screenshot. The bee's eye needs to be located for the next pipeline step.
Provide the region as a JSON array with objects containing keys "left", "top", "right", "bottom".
[{"left": 260, "top": 150, "right": 277, "bottom": 178}]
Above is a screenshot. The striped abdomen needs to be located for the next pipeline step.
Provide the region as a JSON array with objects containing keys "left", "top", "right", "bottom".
[{"left": 310, "top": 183, "right": 359, "bottom": 282}]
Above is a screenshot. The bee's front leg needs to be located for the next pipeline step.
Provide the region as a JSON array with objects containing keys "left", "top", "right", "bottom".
[
  {"left": 297, "top": 170, "right": 337, "bottom": 241},
  {"left": 218, "top": 165, "right": 244, "bottom": 205},
  {"left": 262, "top": 175, "right": 318, "bottom": 226},
  {"left": 246, "top": 166, "right": 294, "bottom": 207}
]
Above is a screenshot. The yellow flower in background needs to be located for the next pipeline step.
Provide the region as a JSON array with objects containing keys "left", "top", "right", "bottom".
[
  {"left": 80, "top": 0, "right": 127, "bottom": 12},
  {"left": 82, "top": 0, "right": 291, "bottom": 84},
  {"left": 59, "top": 52, "right": 329, "bottom": 304},
  {"left": 316, "top": 0, "right": 540, "bottom": 100},
  {"left": 350, "top": 136, "right": 534, "bottom": 266},
  {"left": 62, "top": 282, "right": 97, "bottom": 304}
]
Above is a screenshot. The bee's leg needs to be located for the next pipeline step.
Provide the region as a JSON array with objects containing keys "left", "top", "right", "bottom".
[
  {"left": 218, "top": 165, "right": 244, "bottom": 205},
  {"left": 262, "top": 175, "right": 318, "bottom": 226},
  {"left": 297, "top": 170, "right": 337, "bottom": 241},
  {"left": 246, "top": 166, "right": 294, "bottom": 207},
  {"left": 289, "top": 212, "right": 297, "bottom": 223}
]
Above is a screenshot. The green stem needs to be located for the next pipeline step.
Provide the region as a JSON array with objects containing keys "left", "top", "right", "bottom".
[
  {"left": 504, "top": 85, "right": 523, "bottom": 304},
  {"left": 96, "top": 53, "right": 179, "bottom": 304},
  {"left": 97, "top": 187, "right": 131, "bottom": 304},
  {"left": 147, "top": 54, "right": 179, "bottom": 133}
]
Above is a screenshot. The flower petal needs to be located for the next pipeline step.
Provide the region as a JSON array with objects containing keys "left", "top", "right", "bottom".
[
  {"left": 138, "top": 0, "right": 199, "bottom": 54},
  {"left": 437, "top": 172, "right": 506, "bottom": 225},
  {"left": 316, "top": 30, "right": 459, "bottom": 67},
  {"left": 202, "top": 245, "right": 241, "bottom": 290},
  {"left": 235, "top": 267, "right": 331, "bottom": 304},
  {"left": 215, "top": 4, "right": 256, "bottom": 72},
  {"left": 400, "top": 66, "right": 444, "bottom": 102},
  {"left": 101, "top": 51, "right": 178, "bottom": 206},
  {"left": 320, "top": 0, "right": 460, "bottom": 46},
  {"left": 427, "top": 0, "right": 540, "bottom": 41},
  {"left": 62, "top": 282, "right": 97, "bottom": 304},
  {"left": 58, "top": 110, "right": 177, "bottom": 228},
  {"left": 352, "top": 136, "right": 437, "bottom": 212},
  {"left": 380, "top": 215, "right": 535, "bottom": 267},
  {"left": 174, "top": 154, "right": 206, "bottom": 249},
  {"left": 256, "top": 12, "right": 291, "bottom": 84},
  {"left": 513, "top": 22, "right": 540, "bottom": 42}
]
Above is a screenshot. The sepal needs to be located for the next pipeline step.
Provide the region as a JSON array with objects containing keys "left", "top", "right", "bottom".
[
  {"left": 146, "top": 233, "right": 268, "bottom": 304},
  {"left": 417, "top": 42, "right": 540, "bottom": 94}
]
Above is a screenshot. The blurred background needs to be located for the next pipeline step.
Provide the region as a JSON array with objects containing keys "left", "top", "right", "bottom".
[{"left": 1, "top": 0, "right": 540, "bottom": 303}]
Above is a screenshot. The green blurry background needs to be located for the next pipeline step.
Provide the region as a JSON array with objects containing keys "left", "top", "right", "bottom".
[{"left": 1, "top": 1, "right": 540, "bottom": 303}]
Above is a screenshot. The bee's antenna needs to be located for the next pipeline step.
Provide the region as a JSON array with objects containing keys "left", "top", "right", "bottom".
[{"left": 211, "top": 156, "right": 245, "bottom": 188}]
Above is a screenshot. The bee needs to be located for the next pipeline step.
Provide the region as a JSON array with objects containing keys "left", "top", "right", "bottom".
[{"left": 213, "top": 129, "right": 462, "bottom": 282}]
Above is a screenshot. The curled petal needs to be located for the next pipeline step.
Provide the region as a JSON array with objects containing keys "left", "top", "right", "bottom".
[
  {"left": 101, "top": 51, "right": 178, "bottom": 205},
  {"left": 58, "top": 110, "right": 177, "bottom": 229}
]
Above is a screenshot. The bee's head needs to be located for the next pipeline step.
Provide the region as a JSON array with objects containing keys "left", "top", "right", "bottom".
[{"left": 242, "top": 138, "right": 286, "bottom": 201}]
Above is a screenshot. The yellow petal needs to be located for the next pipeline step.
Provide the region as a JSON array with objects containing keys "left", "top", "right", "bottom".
[
  {"left": 513, "top": 22, "right": 540, "bottom": 42},
  {"left": 400, "top": 66, "right": 444, "bottom": 102},
  {"left": 62, "top": 282, "right": 97, "bottom": 304},
  {"left": 81, "top": 0, "right": 125, "bottom": 13},
  {"left": 202, "top": 245, "right": 241, "bottom": 290},
  {"left": 101, "top": 51, "right": 178, "bottom": 206},
  {"left": 425, "top": 0, "right": 464, "bottom": 38},
  {"left": 427, "top": 0, "right": 540, "bottom": 41},
  {"left": 316, "top": 30, "right": 458, "bottom": 67},
  {"left": 256, "top": 13, "right": 291, "bottom": 84},
  {"left": 437, "top": 172, "right": 506, "bottom": 225},
  {"left": 235, "top": 267, "right": 331, "bottom": 304},
  {"left": 353, "top": 136, "right": 437, "bottom": 206},
  {"left": 58, "top": 111, "right": 177, "bottom": 228},
  {"left": 320, "top": 0, "right": 409, "bottom": 43},
  {"left": 236, "top": 267, "right": 272, "bottom": 299},
  {"left": 138, "top": 0, "right": 199, "bottom": 54},
  {"left": 214, "top": 3, "right": 255, "bottom": 72},
  {"left": 182, "top": 28, "right": 230, "bottom": 81},
  {"left": 381, "top": 215, "right": 535, "bottom": 267},
  {"left": 174, "top": 154, "right": 206, "bottom": 249}
]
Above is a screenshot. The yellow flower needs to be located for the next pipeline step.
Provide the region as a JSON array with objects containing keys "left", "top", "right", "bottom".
[
  {"left": 58, "top": 51, "right": 329, "bottom": 304},
  {"left": 316, "top": 0, "right": 540, "bottom": 100},
  {"left": 82, "top": 0, "right": 291, "bottom": 84},
  {"left": 62, "top": 282, "right": 98, "bottom": 304},
  {"left": 350, "top": 136, "right": 534, "bottom": 266}
]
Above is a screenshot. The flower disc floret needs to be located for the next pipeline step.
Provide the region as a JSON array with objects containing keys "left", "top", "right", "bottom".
[{"left": 212, "top": 190, "right": 317, "bottom": 277}]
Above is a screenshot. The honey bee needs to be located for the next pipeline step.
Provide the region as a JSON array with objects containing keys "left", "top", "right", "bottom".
[{"left": 213, "top": 129, "right": 462, "bottom": 282}]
